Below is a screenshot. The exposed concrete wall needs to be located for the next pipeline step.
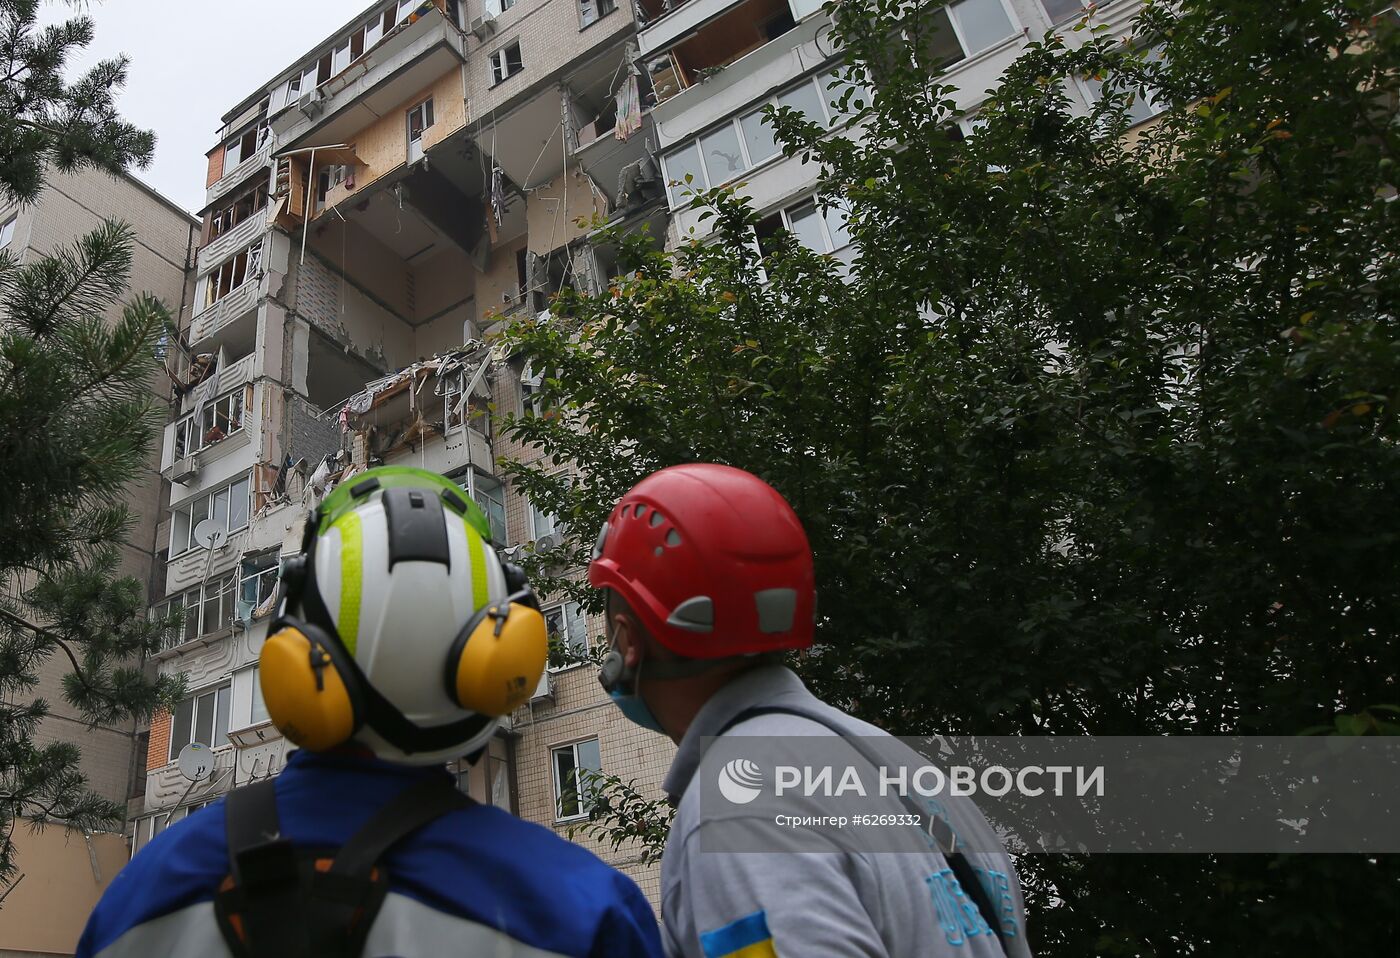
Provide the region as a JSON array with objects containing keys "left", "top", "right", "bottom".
[
  {"left": 526, "top": 163, "right": 606, "bottom": 254},
  {"left": 477, "top": 236, "right": 528, "bottom": 324},
  {"left": 291, "top": 228, "right": 416, "bottom": 372}
]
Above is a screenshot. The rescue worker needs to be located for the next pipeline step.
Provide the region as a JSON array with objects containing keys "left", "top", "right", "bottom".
[
  {"left": 80, "top": 466, "right": 663, "bottom": 958},
  {"left": 590, "top": 463, "right": 1033, "bottom": 958}
]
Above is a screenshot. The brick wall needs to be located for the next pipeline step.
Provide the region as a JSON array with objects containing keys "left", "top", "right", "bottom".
[
  {"left": 287, "top": 393, "right": 343, "bottom": 468},
  {"left": 463, "top": 0, "right": 636, "bottom": 116},
  {"left": 147, "top": 709, "right": 171, "bottom": 772},
  {"left": 207, "top": 145, "right": 226, "bottom": 189}
]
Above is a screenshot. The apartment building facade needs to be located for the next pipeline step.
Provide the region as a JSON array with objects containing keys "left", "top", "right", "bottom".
[
  {"left": 0, "top": 167, "right": 198, "bottom": 957},
  {"left": 134, "top": 0, "right": 674, "bottom": 904}
]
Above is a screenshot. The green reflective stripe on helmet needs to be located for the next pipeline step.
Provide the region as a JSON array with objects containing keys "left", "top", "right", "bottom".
[
  {"left": 337, "top": 511, "right": 364, "bottom": 656},
  {"left": 466, "top": 519, "right": 489, "bottom": 612},
  {"left": 317, "top": 464, "right": 493, "bottom": 543}
]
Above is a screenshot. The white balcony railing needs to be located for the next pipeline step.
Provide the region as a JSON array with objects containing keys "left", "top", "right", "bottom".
[{"left": 189, "top": 279, "right": 260, "bottom": 345}]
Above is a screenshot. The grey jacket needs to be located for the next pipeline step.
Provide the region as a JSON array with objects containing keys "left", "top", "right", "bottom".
[{"left": 660, "top": 666, "right": 1033, "bottom": 958}]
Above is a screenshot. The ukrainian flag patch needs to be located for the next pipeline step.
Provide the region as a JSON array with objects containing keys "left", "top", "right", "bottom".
[{"left": 700, "top": 910, "right": 778, "bottom": 958}]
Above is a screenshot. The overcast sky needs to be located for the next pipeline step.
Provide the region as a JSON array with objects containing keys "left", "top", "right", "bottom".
[{"left": 40, "top": 0, "right": 361, "bottom": 214}]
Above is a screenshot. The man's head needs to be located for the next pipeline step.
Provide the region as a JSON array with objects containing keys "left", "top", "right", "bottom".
[
  {"left": 260, "top": 466, "right": 548, "bottom": 765},
  {"left": 589, "top": 464, "right": 815, "bottom": 741}
]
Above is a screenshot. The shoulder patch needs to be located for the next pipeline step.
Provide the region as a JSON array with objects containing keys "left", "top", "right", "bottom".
[{"left": 700, "top": 909, "right": 777, "bottom": 958}]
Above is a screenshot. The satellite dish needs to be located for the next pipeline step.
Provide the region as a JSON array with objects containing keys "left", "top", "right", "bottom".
[
  {"left": 177, "top": 742, "right": 215, "bottom": 782},
  {"left": 192, "top": 519, "right": 227, "bottom": 551}
]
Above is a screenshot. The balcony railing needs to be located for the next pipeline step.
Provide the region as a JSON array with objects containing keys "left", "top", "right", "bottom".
[
  {"left": 189, "top": 279, "right": 260, "bottom": 345},
  {"left": 208, "top": 141, "right": 273, "bottom": 206},
  {"left": 198, "top": 213, "right": 267, "bottom": 275}
]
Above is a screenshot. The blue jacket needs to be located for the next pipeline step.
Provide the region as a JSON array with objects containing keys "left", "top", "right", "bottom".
[{"left": 79, "top": 749, "right": 663, "bottom": 958}]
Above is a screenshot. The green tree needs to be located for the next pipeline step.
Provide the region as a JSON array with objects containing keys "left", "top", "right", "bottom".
[
  {"left": 504, "top": 0, "right": 1399, "bottom": 951},
  {"left": 0, "top": 1, "right": 175, "bottom": 896},
  {"left": 0, "top": 0, "right": 155, "bottom": 205}
]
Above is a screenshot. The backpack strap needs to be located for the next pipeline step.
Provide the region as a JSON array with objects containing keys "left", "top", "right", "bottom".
[
  {"left": 215, "top": 776, "right": 474, "bottom": 958},
  {"left": 217, "top": 779, "right": 306, "bottom": 958},
  {"left": 720, "top": 705, "right": 1009, "bottom": 955},
  {"left": 330, "top": 777, "right": 473, "bottom": 876}
]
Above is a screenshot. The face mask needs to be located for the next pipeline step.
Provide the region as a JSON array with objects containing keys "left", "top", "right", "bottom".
[{"left": 599, "top": 647, "right": 665, "bottom": 734}]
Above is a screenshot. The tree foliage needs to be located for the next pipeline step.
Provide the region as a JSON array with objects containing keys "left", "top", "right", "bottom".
[
  {"left": 504, "top": 0, "right": 1399, "bottom": 951},
  {"left": 0, "top": 0, "right": 155, "bottom": 205},
  {"left": 0, "top": 2, "right": 175, "bottom": 894}
]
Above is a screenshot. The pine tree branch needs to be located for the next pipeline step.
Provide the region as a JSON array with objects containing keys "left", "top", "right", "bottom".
[{"left": 0, "top": 607, "right": 99, "bottom": 698}]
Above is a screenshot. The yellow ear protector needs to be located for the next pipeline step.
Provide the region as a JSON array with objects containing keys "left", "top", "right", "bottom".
[
  {"left": 258, "top": 474, "right": 548, "bottom": 754},
  {"left": 443, "top": 562, "right": 548, "bottom": 717}
]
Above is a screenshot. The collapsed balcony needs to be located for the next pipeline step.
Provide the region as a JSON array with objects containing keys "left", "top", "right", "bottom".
[{"left": 340, "top": 348, "right": 493, "bottom": 475}]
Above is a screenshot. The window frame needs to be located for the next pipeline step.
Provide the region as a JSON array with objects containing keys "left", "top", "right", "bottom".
[
  {"left": 169, "top": 473, "right": 253, "bottom": 558},
  {"left": 542, "top": 600, "right": 589, "bottom": 670},
  {"left": 1077, "top": 42, "right": 1169, "bottom": 129},
  {"left": 0, "top": 215, "right": 15, "bottom": 248},
  {"left": 551, "top": 738, "right": 601, "bottom": 821},
  {"left": 407, "top": 98, "right": 436, "bottom": 162},
  {"left": 578, "top": 0, "right": 618, "bottom": 29},
  {"left": 173, "top": 385, "right": 249, "bottom": 460},
  {"left": 196, "top": 239, "right": 264, "bottom": 313},
  {"left": 660, "top": 68, "right": 872, "bottom": 208},
  {"left": 490, "top": 41, "right": 524, "bottom": 86},
  {"left": 166, "top": 682, "right": 233, "bottom": 762}
]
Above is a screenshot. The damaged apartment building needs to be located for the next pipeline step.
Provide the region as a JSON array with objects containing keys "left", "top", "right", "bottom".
[
  {"left": 135, "top": 0, "right": 1136, "bottom": 904},
  {"left": 136, "top": 0, "right": 675, "bottom": 900}
]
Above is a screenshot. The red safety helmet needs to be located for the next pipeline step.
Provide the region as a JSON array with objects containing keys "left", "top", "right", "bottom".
[{"left": 588, "top": 464, "right": 815, "bottom": 659}]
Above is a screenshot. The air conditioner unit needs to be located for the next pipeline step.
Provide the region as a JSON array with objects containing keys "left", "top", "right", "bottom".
[
  {"left": 470, "top": 15, "right": 497, "bottom": 40},
  {"left": 165, "top": 455, "right": 199, "bottom": 485},
  {"left": 534, "top": 532, "right": 561, "bottom": 553},
  {"left": 296, "top": 88, "right": 325, "bottom": 119},
  {"left": 530, "top": 670, "right": 553, "bottom": 703}
]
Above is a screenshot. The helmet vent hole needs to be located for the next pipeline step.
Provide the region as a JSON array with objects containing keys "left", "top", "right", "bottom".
[
  {"left": 665, "top": 529, "right": 681, "bottom": 547},
  {"left": 654, "top": 546, "right": 664, "bottom": 556},
  {"left": 633, "top": 504, "right": 648, "bottom": 519},
  {"left": 648, "top": 511, "right": 664, "bottom": 528}
]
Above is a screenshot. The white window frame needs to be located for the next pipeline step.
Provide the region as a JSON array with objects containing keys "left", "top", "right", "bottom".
[
  {"left": 661, "top": 68, "right": 873, "bottom": 208},
  {"left": 166, "top": 682, "right": 232, "bottom": 762},
  {"left": 0, "top": 215, "right": 15, "bottom": 248},
  {"left": 173, "top": 386, "right": 248, "bottom": 460},
  {"left": 551, "top": 738, "right": 601, "bottom": 821},
  {"left": 490, "top": 42, "right": 524, "bottom": 85},
  {"left": 238, "top": 553, "right": 280, "bottom": 621},
  {"left": 529, "top": 496, "right": 561, "bottom": 541},
  {"left": 543, "top": 600, "right": 588, "bottom": 670},
  {"left": 249, "top": 664, "right": 270, "bottom": 726},
  {"left": 152, "top": 571, "right": 238, "bottom": 650},
  {"left": 407, "top": 98, "right": 435, "bottom": 162},
  {"left": 579, "top": 0, "right": 617, "bottom": 28},
  {"left": 169, "top": 473, "right": 252, "bottom": 558},
  {"left": 941, "top": 0, "right": 1019, "bottom": 59}
]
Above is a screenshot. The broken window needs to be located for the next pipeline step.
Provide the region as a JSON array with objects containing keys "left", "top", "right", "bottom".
[
  {"left": 175, "top": 386, "right": 248, "bottom": 458},
  {"left": 199, "top": 239, "right": 264, "bottom": 311},
  {"left": 208, "top": 179, "right": 268, "bottom": 241},
  {"left": 407, "top": 98, "right": 435, "bottom": 162},
  {"left": 579, "top": 0, "right": 617, "bottom": 28},
  {"left": 473, "top": 474, "right": 508, "bottom": 544},
  {"left": 238, "top": 553, "right": 280, "bottom": 621},
  {"left": 490, "top": 42, "right": 524, "bottom": 85}
]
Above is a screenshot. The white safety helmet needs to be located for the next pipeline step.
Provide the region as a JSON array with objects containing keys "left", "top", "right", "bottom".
[{"left": 259, "top": 466, "right": 548, "bottom": 766}]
